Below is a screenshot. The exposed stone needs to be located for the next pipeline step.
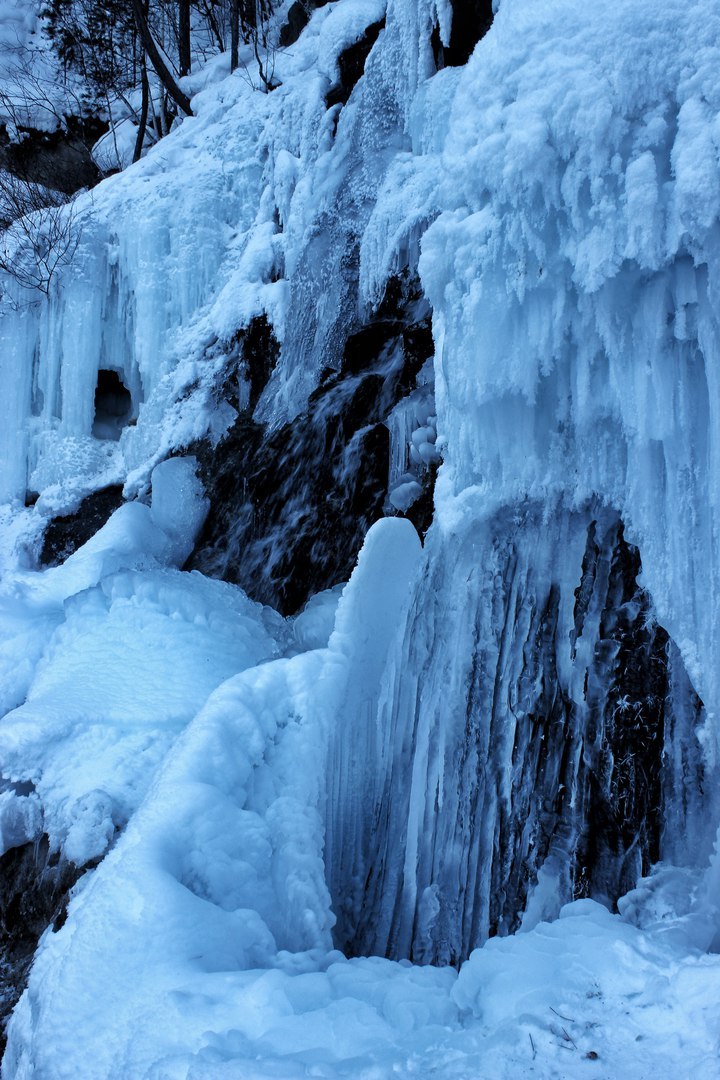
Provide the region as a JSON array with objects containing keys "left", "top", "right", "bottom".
[
  {"left": 0, "top": 838, "right": 84, "bottom": 1050},
  {"left": 188, "top": 274, "right": 434, "bottom": 614},
  {"left": 279, "top": 0, "right": 329, "bottom": 48},
  {"left": 432, "top": 0, "right": 494, "bottom": 69},
  {"left": 331, "top": 510, "right": 706, "bottom": 965},
  {"left": 325, "top": 19, "right": 385, "bottom": 110},
  {"left": 0, "top": 116, "right": 107, "bottom": 197},
  {"left": 40, "top": 485, "right": 124, "bottom": 567}
]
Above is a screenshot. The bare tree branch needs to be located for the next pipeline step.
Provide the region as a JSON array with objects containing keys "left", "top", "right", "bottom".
[{"left": 130, "top": 0, "right": 193, "bottom": 116}]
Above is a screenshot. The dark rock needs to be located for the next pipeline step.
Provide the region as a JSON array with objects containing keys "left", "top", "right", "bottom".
[
  {"left": 237, "top": 315, "right": 279, "bottom": 412},
  {"left": 0, "top": 115, "right": 108, "bottom": 197},
  {"left": 330, "top": 510, "right": 707, "bottom": 965},
  {"left": 0, "top": 837, "right": 84, "bottom": 1051},
  {"left": 575, "top": 524, "right": 668, "bottom": 899},
  {"left": 341, "top": 320, "right": 403, "bottom": 377},
  {"left": 279, "top": 0, "right": 329, "bottom": 48},
  {"left": 403, "top": 460, "right": 437, "bottom": 538},
  {"left": 188, "top": 273, "right": 434, "bottom": 614},
  {"left": 432, "top": 0, "right": 494, "bottom": 69},
  {"left": 325, "top": 19, "right": 385, "bottom": 110},
  {"left": 40, "top": 485, "right": 124, "bottom": 567}
]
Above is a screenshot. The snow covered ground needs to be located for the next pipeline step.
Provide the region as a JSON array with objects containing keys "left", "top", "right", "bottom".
[{"left": 1, "top": 0, "right": 720, "bottom": 1075}]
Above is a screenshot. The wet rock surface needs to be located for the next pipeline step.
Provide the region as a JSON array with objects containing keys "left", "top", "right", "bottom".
[
  {"left": 279, "top": 0, "right": 329, "bottom": 48},
  {"left": 572, "top": 523, "right": 669, "bottom": 901},
  {"left": 432, "top": 0, "right": 494, "bottom": 69},
  {"left": 0, "top": 117, "right": 107, "bottom": 198},
  {"left": 326, "top": 19, "right": 385, "bottom": 110},
  {"left": 189, "top": 275, "right": 435, "bottom": 615},
  {"left": 328, "top": 509, "right": 708, "bottom": 966},
  {"left": 0, "top": 838, "right": 83, "bottom": 1050}
]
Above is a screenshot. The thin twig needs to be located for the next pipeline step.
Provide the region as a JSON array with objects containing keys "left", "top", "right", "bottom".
[{"left": 560, "top": 1027, "right": 577, "bottom": 1049}]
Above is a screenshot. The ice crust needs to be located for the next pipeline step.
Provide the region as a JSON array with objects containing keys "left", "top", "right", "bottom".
[
  {"left": 416, "top": 0, "right": 720, "bottom": 731},
  {"left": 1, "top": 0, "right": 720, "bottom": 1075}
]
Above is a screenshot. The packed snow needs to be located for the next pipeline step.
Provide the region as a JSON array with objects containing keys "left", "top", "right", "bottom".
[{"left": 1, "top": 0, "right": 720, "bottom": 1076}]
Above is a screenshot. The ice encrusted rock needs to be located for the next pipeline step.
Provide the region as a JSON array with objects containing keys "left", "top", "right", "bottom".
[{"left": 0, "top": 792, "right": 42, "bottom": 858}]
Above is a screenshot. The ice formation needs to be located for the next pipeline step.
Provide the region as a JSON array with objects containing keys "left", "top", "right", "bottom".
[{"left": 1, "top": 0, "right": 720, "bottom": 1075}]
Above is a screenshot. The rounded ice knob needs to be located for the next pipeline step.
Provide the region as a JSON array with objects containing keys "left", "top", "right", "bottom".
[{"left": 150, "top": 457, "right": 209, "bottom": 543}]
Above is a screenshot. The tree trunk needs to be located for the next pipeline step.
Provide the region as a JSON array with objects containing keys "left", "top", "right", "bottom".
[
  {"left": 230, "top": 0, "right": 239, "bottom": 72},
  {"left": 178, "top": 0, "right": 191, "bottom": 76},
  {"left": 133, "top": 58, "right": 150, "bottom": 163},
  {"left": 130, "top": 0, "right": 193, "bottom": 116}
]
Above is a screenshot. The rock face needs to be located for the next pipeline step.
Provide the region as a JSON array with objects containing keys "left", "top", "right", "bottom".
[
  {"left": 432, "top": 0, "right": 495, "bottom": 68},
  {"left": 0, "top": 839, "right": 82, "bottom": 1051},
  {"left": 279, "top": 0, "right": 328, "bottom": 48},
  {"left": 570, "top": 521, "right": 670, "bottom": 902},
  {"left": 189, "top": 275, "right": 435, "bottom": 614},
  {"left": 39, "top": 486, "right": 124, "bottom": 567},
  {"left": 326, "top": 19, "right": 386, "bottom": 110},
  {"left": 0, "top": 117, "right": 107, "bottom": 200}
]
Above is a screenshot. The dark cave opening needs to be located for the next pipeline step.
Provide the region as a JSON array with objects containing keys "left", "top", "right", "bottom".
[{"left": 92, "top": 369, "right": 132, "bottom": 441}]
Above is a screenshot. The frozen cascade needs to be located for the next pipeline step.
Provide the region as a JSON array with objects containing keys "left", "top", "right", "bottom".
[
  {"left": 325, "top": 504, "right": 715, "bottom": 964},
  {"left": 2, "top": 0, "right": 720, "bottom": 1072}
]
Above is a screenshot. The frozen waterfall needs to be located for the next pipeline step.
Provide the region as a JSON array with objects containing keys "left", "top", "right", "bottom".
[{"left": 1, "top": 0, "right": 720, "bottom": 1074}]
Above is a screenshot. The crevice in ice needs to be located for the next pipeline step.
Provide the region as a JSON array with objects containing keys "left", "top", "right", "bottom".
[
  {"left": 431, "top": 0, "right": 494, "bottom": 69},
  {"left": 92, "top": 370, "right": 133, "bottom": 442}
]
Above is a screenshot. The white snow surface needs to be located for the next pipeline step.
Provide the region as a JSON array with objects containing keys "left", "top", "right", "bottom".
[{"left": 1, "top": 0, "right": 720, "bottom": 1075}]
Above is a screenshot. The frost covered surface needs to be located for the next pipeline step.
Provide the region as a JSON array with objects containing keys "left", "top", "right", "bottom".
[
  {"left": 415, "top": 0, "right": 720, "bottom": 720},
  {"left": 2, "top": 0, "right": 720, "bottom": 1076},
  {"left": 0, "top": 0, "right": 408, "bottom": 510},
  {"left": 0, "top": 457, "right": 282, "bottom": 867},
  {"left": 8, "top": 897, "right": 720, "bottom": 1078}
]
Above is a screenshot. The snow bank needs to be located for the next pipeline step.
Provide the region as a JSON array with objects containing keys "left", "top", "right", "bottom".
[
  {"left": 9, "top": 514, "right": 719, "bottom": 1080},
  {"left": 8, "top": 894, "right": 720, "bottom": 1077},
  {"left": 0, "top": 566, "right": 282, "bottom": 865},
  {"left": 3, "top": 518, "right": 423, "bottom": 1076}
]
